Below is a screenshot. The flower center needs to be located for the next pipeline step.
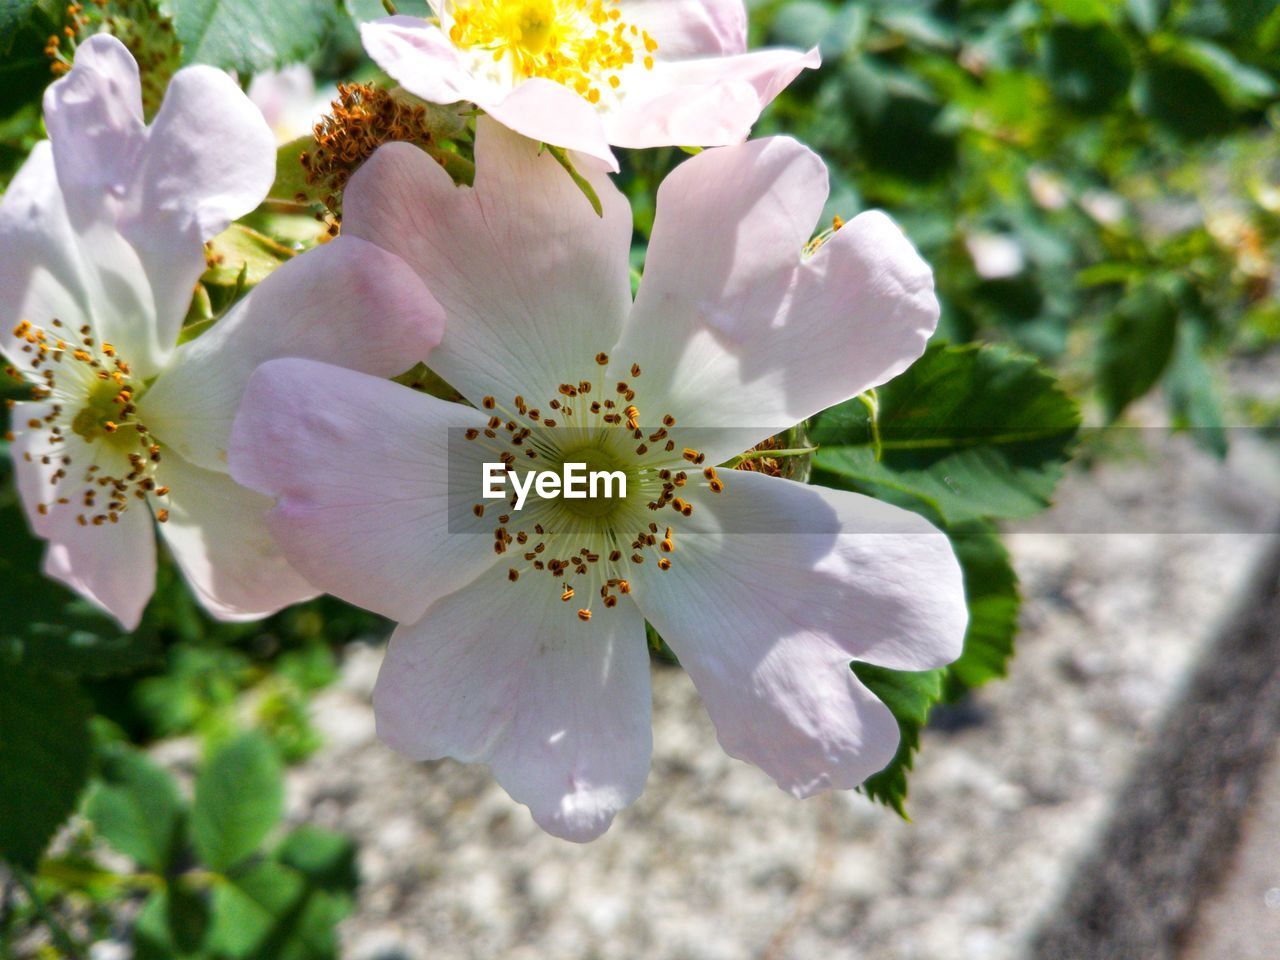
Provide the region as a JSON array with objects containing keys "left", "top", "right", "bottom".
[
  {"left": 445, "top": 0, "right": 657, "bottom": 104},
  {"left": 6, "top": 319, "right": 171, "bottom": 527},
  {"left": 463, "top": 352, "right": 722, "bottom": 622}
]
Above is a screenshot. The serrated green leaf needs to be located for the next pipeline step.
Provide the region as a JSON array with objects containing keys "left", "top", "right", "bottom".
[
  {"left": 852, "top": 664, "right": 944, "bottom": 816},
  {"left": 1097, "top": 280, "right": 1178, "bottom": 421},
  {"left": 809, "top": 342, "right": 1080, "bottom": 524},
  {"left": 84, "top": 744, "right": 186, "bottom": 871},
  {"left": 170, "top": 0, "right": 340, "bottom": 73},
  {"left": 192, "top": 732, "right": 284, "bottom": 871},
  {"left": 0, "top": 664, "right": 93, "bottom": 869},
  {"left": 942, "top": 525, "right": 1021, "bottom": 699}
]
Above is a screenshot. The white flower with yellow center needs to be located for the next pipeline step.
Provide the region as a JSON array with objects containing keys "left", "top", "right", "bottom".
[
  {"left": 229, "top": 120, "right": 967, "bottom": 841},
  {"left": 1, "top": 36, "right": 444, "bottom": 629},
  {"left": 361, "top": 0, "right": 819, "bottom": 168}
]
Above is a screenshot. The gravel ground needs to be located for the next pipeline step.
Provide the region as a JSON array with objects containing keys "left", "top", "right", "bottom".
[{"left": 285, "top": 430, "right": 1280, "bottom": 960}]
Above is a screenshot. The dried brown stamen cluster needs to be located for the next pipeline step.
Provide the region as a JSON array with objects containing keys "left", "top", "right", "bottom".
[
  {"left": 7, "top": 320, "right": 170, "bottom": 527},
  {"left": 301, "top": 84, "right": 443, "bottom": 226}
]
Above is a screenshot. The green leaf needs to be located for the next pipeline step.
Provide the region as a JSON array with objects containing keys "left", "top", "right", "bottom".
[
  {"left": 192, "top": 732, "right": 284, "bottom": 871},
  {"left": 1133, "top": 57, "right": 1235, "bottom": 139},
  {"left": 202, "top": 223, "right": 295, "bottom": 288},
  {"left": 170, "top": 0, "right": 340, "bottom": 73},
  {"left": 270, "top": 136, "right": 321, "bottom": 205},
  {"left": 1165, "top": 318, "right": 1228, "bottom": 458},
  {"left": 0, "top": 0, "right": 40, "bottom": 52},
  {"left": 206, "top": 859, "right": 351, "bottom": 960},
  {"left": 345, "top": 0, "right": 431, "bottom": 24},
  {"left": 1165, "top": 37, "right": 1278, "bottom": 107},
  {"left": 0, "top": 663, "right": 93, "bottom": 869},
  {"left": 84, "top": 744, "right": 186, "bottom": 872},
  {"left": 942, "top": 525, "right": 1021, "bottom": 699},
  {"left": 1096, "top": 280, "right": 1178, "bottom": 421},
  {"left": 852, "top": 664, "right": 944, "bottom": 816},
  {"left": 809, "top": 343, "right": 1080, "bottom": 525},
  {"left": 1222, "top": 0, "right": 1279, "bottom": 34},
  {"left": 1040, "top": 24, "right": 1133, "bottom": 114},
  {"left": 134, "top": 885, "right": 211, "bottom": 960},
  {"left": 206, "top": 861, "right": 306, "bottom": 958},
  {"left": 277, "top": 827, "right": 359, "bottom": 894}
]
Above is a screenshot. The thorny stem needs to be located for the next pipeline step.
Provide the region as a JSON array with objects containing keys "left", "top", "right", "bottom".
[{"left": 10, "top": 867, "right": 82, "bottom": 960}]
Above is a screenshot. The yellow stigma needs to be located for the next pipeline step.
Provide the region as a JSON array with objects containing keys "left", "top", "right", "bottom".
[{"left": 446, "top": 0, "right": 657, "bottom": 105}]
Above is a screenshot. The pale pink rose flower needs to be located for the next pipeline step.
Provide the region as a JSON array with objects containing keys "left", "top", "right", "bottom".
[
  {"left": 361, "top": 0, "right": 820, "bottom": 169},
  {"left": 229, "top": 119, "right": 967, "bottom": 841},
  {"left": 1, "top": 36, "right": 444, "bottom": 629}
]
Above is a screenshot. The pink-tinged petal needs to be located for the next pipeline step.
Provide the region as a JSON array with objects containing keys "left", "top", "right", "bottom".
[
  {"left": 606, "top": 47, "right": 819, "bottom": 149},
  {"left": 484, "top": 78, "right": 616, "bottom": 171},
  {"left": 42, "top": 497, "right": 156, "bottom": 632},
  {"left": 0, "top": 142, "right": 163, "bottom": 376},
  {"left": 613, "top": 137, "right": 938, "bottom": 463},
  {"left": 628, "top": 470, "right": 966, "bottom": 795},
  {"left": 122, "top": 65, "right": 276, "bottom": 355},
  {"left": 139, "top": 236, "right": 443, "bottom": 474},
  {"left": 229, "top": 358, "right": 499, "bottom": 625},
  {"left": 361, "top": 17, "right": 481, "bottom": 103},
  {"left": 0, "top": 144, "right": 93, "bottom": 374},
  {"left": 619, "top": 0, "right": 748, "bottom": 57},
  {"left": 8, "top": 399, "right": 90, "bottom": 539},
  {"left": 155, "top": 451, "right": 318, "bottom": 620},
  {"left": 41, "top": 35, "right": 146, "bottom": 228},
  {"left": 375, "top": 562, "right": 652, "bottom": 842},
  {"left": 343, "top": 120, "right": 632, "bottom": 409}
]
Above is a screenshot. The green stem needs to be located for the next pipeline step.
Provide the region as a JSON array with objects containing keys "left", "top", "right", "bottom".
[
  {"left": 11, "top": 867, "right": 82, "bottom": 960},
  {"left": 382, "top": 0, "right": 399, "bottom": 14},
  {"left": 722, "top": 446, "right": 819, "bottom": 468}
]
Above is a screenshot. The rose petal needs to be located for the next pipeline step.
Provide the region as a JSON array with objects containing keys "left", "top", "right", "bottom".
[
  {"left": 619, "top": 0, "right": 748, "bottom": 57},
  {"left": 155, "top": 451, "right": 318, "bottom": 620},
  {"left": 139, "top": 235, "right": 443, "bottom": 474},
  {"left": 122, "top": 64, "right": 276, "bottom": 355},
  {"left": 375, "top": 561, "right": 652, "bottom": 841},
  {"left": 612, "top": 137, "right": 938, "bottom": 463},
  {"left": 229, "top": 358, "right": 500, "bottom": 625},
  {"left": 606, "top": 47, "right": 819, "bottom": 149},
  {"left": 628, "top": 469, "right": 966, "bottom": 795},
  {"left": 342, "top": 121, "right": 632, "bottom": 409},
  {"left": 42, "top": 496, "right": 156, "bottom": 632}
]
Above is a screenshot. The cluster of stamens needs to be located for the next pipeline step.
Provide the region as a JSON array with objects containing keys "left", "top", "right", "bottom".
[
  {"left": 6, "top": 320, "right": 170, "bottom": 528},
  {"left": 301, "top": 83, "right": 446, "bottom": 226},
  {"left": 464, "top": 352, "right": 723, "bottom": 622},
  {"left": 446, "top": 0, "right": 657, "bottom": 105}
]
